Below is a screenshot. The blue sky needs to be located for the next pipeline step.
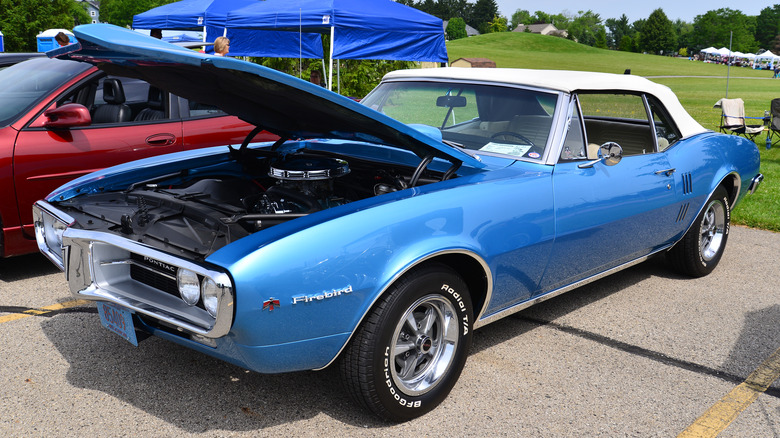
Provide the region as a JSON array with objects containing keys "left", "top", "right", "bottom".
[{"left": 494, "top": 0, "right": 772, "bottom": 24}]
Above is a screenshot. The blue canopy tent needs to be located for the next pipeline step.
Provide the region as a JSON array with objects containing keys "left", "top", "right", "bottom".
[
  {"left": 225, "top": 0, "right": 448, "bottom": 89},
  {"left": 132, "top": 0, "right": 323, "bottom": 58}
]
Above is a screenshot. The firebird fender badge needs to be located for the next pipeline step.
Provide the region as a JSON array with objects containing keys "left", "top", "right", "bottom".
[
  {"left": 292, "top": 285, "right": 353, "bottom": 304},
  {"left": 262, "top": 298, "right": 280, "bottom": 311}
]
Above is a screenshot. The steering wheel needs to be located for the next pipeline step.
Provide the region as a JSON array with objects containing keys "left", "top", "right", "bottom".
[{"left": 490, "top": 131, "right": 535, "bottom": 147}]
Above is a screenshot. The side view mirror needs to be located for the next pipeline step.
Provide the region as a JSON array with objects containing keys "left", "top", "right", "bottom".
[
  {"left": 44, "top": 103, "right": 92, "bottom": 129},
  {"left": 578, "top": 141, "right": 624, "bottom": 169},
  {"left": 598, "top": 142, "right": 623, "bottom": 166}
]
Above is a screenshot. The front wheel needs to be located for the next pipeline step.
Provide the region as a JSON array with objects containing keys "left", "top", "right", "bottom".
[
  {"left": 339, "top": 263, "right": 473, "bottom": 421},
  {"left": 667, "top": 186, "right": 730, "bottom": 277}
]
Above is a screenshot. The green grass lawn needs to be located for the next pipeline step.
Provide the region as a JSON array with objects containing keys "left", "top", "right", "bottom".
[{"left": 446, "top": 33, "right": 780, "bottom": 231}]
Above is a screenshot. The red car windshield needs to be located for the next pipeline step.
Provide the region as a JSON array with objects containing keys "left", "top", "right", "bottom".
[{"left": 0, "top": 57, "right": 91, "bottom": 127}]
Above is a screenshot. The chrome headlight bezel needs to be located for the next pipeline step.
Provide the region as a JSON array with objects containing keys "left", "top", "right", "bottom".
[{"left": 32, "top": 201, "right": 74, "bottom": 270}]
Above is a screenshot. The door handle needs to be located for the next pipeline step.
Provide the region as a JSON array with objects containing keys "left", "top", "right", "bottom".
[
  {"left": 654, "top": 168, "right": 676, "bottom": 176},
  {"left": 145, "top": 133, "right": 177, "bottom": 146}
]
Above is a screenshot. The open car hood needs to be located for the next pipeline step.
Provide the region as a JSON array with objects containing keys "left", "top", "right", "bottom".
[{"left": 51, "top": 24, "right": 484, "bottom": 169}]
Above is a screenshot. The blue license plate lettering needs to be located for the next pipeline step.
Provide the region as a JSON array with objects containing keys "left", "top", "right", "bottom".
[{"left": 97, "top": 302, "right": 138, "bottom": 346}]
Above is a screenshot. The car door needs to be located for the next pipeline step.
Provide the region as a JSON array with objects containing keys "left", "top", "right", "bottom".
[
  {"left": 541, "top": 93, "right": 682, "bottom": 293},
  {"left": 178, "top": 98, "right": 277, "bottom": 147},
  {"left": 12, "top": 74, "right": 184, "bottom": 235}
]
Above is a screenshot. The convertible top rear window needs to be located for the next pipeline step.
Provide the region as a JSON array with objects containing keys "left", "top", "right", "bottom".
[{"left": 0, "top": 58, "right": 90, "bottom": 127}]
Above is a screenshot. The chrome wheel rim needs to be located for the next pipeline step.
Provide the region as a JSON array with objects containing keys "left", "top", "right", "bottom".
[
  {"left": 390, "top": 294, "right": 459, "bottom": 396},
  {"left": 700, "top": 199, "right": 726, "bottom": 262}
]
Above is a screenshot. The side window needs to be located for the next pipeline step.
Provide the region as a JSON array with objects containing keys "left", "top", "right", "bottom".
[
  {"left": 578, "top": 93, "right": 656, "bottom": 156},
  {"left": 59, "top": 75, "right": 172, "bottom": 124},
  {"left": 647, "top": 96, "right": 680, "bottom": 151},
  {"left": 560, "top": 96, "right": 587, "bottom": 160},
  {"left": 187, "top": 101, "right": 226, "bottom": 118},
  {"left": 94, "top": 77, "right": 171, "bottom": 123}
]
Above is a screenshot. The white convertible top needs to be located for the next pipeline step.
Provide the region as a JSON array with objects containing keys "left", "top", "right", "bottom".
[{"left": 382, "top": 68, "right": 708, "bottom": 139}]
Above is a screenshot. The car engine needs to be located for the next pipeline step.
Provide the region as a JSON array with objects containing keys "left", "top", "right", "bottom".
[{"left": 56, "top": 150, "right": 430, "bottom": 260}]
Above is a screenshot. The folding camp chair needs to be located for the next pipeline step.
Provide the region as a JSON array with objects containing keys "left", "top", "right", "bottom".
[
  {"left": 714, "top": 98, "right": 765, "bottom": 141},
  {"left": 767, "top": 98, "right": 780, "bottom": 148}
]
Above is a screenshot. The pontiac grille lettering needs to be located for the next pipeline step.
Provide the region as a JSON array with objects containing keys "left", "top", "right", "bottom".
[
  {"left": 142, "top": 256, "right": 177, "bottom": 273},
  {"left": 292, "top": 285, "right": 353, "bottom": 304}
]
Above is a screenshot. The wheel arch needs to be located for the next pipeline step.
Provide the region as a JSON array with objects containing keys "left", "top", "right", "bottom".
[
  {"left": 317, "top": 249, "right": 492, "bottom": 370},
  {"left": 718, "top": 171, "right": 741, "bottom": 209},
  {"left": 671, "top": 172, "right": 737, "bottom": 250}
]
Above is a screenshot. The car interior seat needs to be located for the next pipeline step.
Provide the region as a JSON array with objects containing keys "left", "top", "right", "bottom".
[
  {"left": 92, "top": 78, "right": 132, "bottom": 124},
  {"left": 134, "top": 86, "right": 166, "bottom": 121}
]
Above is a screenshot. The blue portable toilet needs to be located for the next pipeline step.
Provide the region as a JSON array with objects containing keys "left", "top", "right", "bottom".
[
  {"left": 0, "top": 31, "right": 4, "bottom": 52},
  {"left": 36, "top": 29, "right": 75, "bottom": 52}
]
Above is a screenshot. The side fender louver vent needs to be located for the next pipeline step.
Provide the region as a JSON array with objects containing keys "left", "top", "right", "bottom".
[
  {"left": 682, "top": 172, "right": 693, "bottom": 194},
  {"left": 676, "top": 203, "right": 690, "bottom": 223}
]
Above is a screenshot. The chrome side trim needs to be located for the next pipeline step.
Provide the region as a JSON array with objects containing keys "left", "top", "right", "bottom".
[
  {"left": 314, "top": 249, "right": 493, "bottom": 371},
  {"left": 473, "top": 245, "right": 671, "bottom": 329}
]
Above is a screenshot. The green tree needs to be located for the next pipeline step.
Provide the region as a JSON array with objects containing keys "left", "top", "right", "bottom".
[
  {"left": 487, "top": 15, "right": 508, "bottom": 33},
  {"left": 446, "top": 17, "right": 468, "bottom": 40},
  {"left": 510, "top": 9, "right": 532, "bottom": 30},
  {"left": 755, "top": 5, "right": 780, "bottom": 49},
  {"left": 532, "top": 11, "right": 571, "bottom": 28},
  {"left": 619, "top": 35, "right": 634, "bottom": 52},
  {"left": 639, "top": 8, "right": 676, "bottom": 55},
  {"left": 674, "top": 19, "right": 694, "bottom": 55},
  {"left": 567, "top": 10, "right": 602, "bottom": 47},
  {"left": 0, "top": 0, "right": 83, "bottom": 51},
  {"left": 690, "top": 8, "right": 758, "bottom": 53},
  {"left": 594, "top": 27, "right": 608, "bottom": 49},
  {"left": 605, "top": 14, "right": 631, "bottom": 50},
  {"left": 470, "top": 0, "right": 498, "bottom": 34},
  {"left": 100, "top": 0, "right": 176, "bottom": 28}
]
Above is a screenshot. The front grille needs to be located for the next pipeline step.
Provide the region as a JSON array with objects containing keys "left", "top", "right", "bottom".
[
  {"left": 128, "top": 252, "right": 207, "bottom": 311},
  {"left": 130, "top": 252, "right": 178, "bottom": 296}
]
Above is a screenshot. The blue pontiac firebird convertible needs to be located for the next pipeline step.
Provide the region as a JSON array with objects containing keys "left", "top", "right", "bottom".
[{"left": 34, "top": 24, "right": 763, "bottom": 421}]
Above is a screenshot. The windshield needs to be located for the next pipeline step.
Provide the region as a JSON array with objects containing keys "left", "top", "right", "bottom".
[
  {"left": 361, "top": 80, "right": 559, "bottom": 161},
  {"left": 0, "top": 58, "right": 91, "bottom": 127}
]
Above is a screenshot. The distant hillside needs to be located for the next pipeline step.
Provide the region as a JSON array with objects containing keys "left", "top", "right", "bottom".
[{"left": 446, "top": 32, "right": 767, "bottom": 78}]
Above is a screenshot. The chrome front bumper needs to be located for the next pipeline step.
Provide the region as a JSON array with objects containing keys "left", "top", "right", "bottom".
[
  {"left": 33, "top": 201, "right": 234, "bottom": 339},
  {"left": 748, "top": 173, "right": 764, "bottom": 195}
]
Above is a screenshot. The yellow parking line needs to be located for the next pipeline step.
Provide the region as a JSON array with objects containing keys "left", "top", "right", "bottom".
[
  {"left": 678, "top": 346, "right": 780, "bottom": 437},
  {"left": 0, "top": 300, "right": 91, "bottom": 324}
]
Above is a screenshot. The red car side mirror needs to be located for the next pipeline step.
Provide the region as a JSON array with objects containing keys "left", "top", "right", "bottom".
[{"left": 44, "top": 103, "right": 92, "bottom": 129}]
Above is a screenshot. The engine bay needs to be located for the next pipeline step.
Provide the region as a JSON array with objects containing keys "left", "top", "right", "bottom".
[{"left": 56, "top": 148, "right": 457, "bottom": 260}]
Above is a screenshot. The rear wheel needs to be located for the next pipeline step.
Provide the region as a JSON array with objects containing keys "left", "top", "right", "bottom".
[
  {"left": 340, "top": 263, "right": 473, "bottom": 421},
  {"left": 668, "top": 186, "right": 730, "bottom": 277}
]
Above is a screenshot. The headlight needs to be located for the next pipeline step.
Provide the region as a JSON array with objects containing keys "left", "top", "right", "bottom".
[
  {"left": 201, "top": 278, "right": 220, "bottom": 318},
  {"left": 177, "top": 268, "right": 200, "bottom": 306}
]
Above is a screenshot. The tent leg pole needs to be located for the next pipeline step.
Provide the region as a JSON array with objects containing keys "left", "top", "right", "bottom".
[{"left": 328, "top": 26, "right": 334, "bottom": 91}]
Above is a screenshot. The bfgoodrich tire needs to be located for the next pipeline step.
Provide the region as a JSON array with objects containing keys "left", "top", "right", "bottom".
[
  {"left": 339, "top": 263, "right": 473, "bottom": 422},
  {"left": 668, "top": 186, "right": 730, "bottom": 277}
]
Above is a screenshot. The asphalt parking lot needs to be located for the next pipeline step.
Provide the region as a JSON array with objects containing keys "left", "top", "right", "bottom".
[{"left": 1, "top": 225, "right": 778, "bottom": 437}]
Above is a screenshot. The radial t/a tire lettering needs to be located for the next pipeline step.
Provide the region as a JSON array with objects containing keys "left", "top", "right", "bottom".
[
  {"left": 339, "top": 263, "right": 473, "bottom": 421},
  {"left": 668, "top": 186, "right": 730, "bottom": 277}
]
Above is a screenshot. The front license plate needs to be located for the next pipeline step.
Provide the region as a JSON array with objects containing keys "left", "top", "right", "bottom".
[{"left": 97, "top": 302, "right": 138, "bottom": 346}]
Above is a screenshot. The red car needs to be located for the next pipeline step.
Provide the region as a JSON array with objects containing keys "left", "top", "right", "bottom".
[{"left": 0, "top": 57, "right": 273, "bottom": 257}]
